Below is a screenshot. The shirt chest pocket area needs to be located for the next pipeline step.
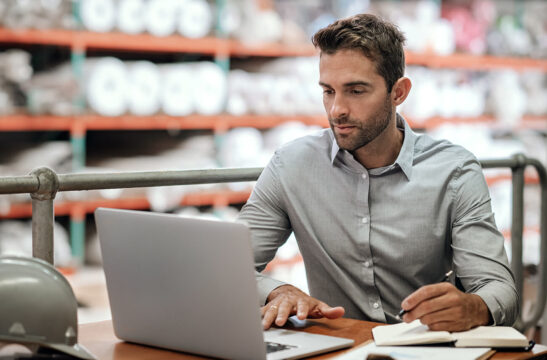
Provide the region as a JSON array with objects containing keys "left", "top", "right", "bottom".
[{"left": 369, "top": 192, "right": 449, "bottom": 265}]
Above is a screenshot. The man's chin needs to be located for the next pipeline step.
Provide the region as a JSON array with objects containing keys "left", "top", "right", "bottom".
[{"left": 334, "top": 138, "right": 358, "bottom": 152}]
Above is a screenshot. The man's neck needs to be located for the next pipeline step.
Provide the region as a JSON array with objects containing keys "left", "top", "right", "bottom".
[{"left": 352, "top": 121, "right": 404, "bottom": 169}]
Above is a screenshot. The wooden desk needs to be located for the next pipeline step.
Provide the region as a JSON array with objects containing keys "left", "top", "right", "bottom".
[{"left": 79, "top": 318, "right": 547, "bottom": 360}]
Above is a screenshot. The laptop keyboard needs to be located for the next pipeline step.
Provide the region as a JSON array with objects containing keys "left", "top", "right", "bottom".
[{"left": 266, "top": 341, "right": 297, "bottom": 354}]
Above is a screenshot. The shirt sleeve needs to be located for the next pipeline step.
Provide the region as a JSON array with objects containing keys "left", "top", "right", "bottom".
[
  {"left": 237, "top": 152, "right": 293, "bottom": 305},
  {"left": 450, "top": 155, "right": 519, "bottom": 326}
]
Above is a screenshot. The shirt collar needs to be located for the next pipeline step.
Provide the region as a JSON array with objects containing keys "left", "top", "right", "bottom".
[{"left": 330, "top": 113, "right": 416, "bottom": 180}]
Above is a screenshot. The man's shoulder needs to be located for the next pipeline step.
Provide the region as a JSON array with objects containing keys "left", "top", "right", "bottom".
[{"left": 414, "top": 132, "right": 478, "bottom": 168}]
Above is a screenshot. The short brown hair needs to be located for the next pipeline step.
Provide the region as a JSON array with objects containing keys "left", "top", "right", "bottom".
[{"left": 312, "top": 14, "right": 406, "bottom": 93}]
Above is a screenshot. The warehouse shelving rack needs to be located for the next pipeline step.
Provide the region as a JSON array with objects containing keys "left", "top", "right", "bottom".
[
  {"left": 0, "top": 23, "right": 545, "bottom": 261},
  {"left": 1, "top": 26, "right": 545, "bottom": 171}
]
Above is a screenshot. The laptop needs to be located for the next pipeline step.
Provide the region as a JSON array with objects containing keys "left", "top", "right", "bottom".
[{"left": 94, "top": 208, "right": 354, "bottom": 360}]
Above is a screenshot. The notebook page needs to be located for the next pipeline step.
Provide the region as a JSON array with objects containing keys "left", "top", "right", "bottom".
[
  {"left": 452, "top": 326, "right": 529, "bottom": 347},
  {"left": 332, "top": 341, "right": 492, "bottom": 360},
  {"left": 372, "top": 320, "right": 453, "bottom": 346}
]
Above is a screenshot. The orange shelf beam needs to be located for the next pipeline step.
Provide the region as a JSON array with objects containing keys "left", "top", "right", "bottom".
[
  {"left": 406, "top": 115, "right": 547, "bottom": 129},
  {"left": 0, "top": 189, "right": 252, "bottom": 219},
  {"left": 0, "top": 114, "right": 73, "bottom": 131},
  {"left": 406, "top": 115, "right": 495, "bottom": 128},
  {"left": 1, "top": 28, "right": 547, "bottom": 70},
  {"left": 0, "top": 114, "right": 329, "bottom": 132},
  {"left": 0, "top": 28, "right": 225, "bottom": 55},
  {"left": 81, "top": 114, "right": 329, "bottom": 131},
  {"left": 0, "top": 28, "right": 307, "bottom": 57},
  {"left": 227, "top": 38, "right": 317, "bottom": 57},
  {"left": 0, "top": 28, "right": 77, "bottom": 48},
  {"left": 406, "top": 51, "right": 547, "bottom": 72},
  {"left": 0, "top": 114, "right": 544, "bottom": 132},
  {"left": 82, "top": 114, "right": 220, "bottom": 131}
]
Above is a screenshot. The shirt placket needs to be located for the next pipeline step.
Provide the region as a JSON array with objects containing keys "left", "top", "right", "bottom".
[{"left": 356, "top": 169, "right": 385, "bottom": 321}]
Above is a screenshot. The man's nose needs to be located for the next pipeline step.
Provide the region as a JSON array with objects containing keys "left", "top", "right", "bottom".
[{"left": 329, "top": 95, "right": 349, "bottom": 120}]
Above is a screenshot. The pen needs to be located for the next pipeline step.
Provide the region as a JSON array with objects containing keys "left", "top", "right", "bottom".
[{"left": 396, "top": 270, "right": 453, "bottom": 320}]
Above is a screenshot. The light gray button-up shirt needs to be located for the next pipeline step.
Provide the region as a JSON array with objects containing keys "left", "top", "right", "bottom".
[{"left": 238, "top": 114, "right": 518, "bottom": 326}]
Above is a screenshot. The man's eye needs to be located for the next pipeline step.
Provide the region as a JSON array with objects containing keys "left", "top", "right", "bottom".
[
  {"left": 323, "top": 89, "right": 334, "bottom": 95},
  {"left": 350, "top": 89, "right": 365, "bottom": 95}
]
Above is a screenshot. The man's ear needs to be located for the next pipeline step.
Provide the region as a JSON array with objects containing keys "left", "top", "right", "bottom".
[{"left": 391, "top": 77, "right": 412, "bottom": 106}]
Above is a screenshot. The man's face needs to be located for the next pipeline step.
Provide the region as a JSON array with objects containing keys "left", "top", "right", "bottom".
[{"left": 319, "top": 49, "right": 393, "bottom": 152}]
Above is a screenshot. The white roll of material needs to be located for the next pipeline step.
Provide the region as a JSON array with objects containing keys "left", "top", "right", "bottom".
[
  {"left": 0, "top": 221, "right": 72, "bottom": 268},
  {"left": 145, "top": 0, "right": 179, "bottom": 37},
  {"left": 117, "top": 0, "right": 146, "bottom": 34},
  {"left": 438, "top": 84, "right": 459, "bottom": 118},
  {"left": 400, "top": 68, "right": 438, "bottom": 122},
  {"left": 177, "top": 0, "right": 213, "bottom": 38},
  {"left": 226, "top": 70, "right": 250, "bottom": 115},
  {"left": 218, "top": 0, "right": 242, "bottom": 37},
  {"left": 86, "top": 57, "right": 129, "bottom": 116},
  {"left": 458, "top": 83, "right": 485, "bottom": 118},
  {"left": 235, "top": 6, "right": 284, "bottom": 44},
  {"left": 489, "top": 71, "right": 527, "bottom": 126},
  {"left": 226, "top": 93, "right": 247, "bottom": 116},
  {"left": 0, "top": 49, "right": 33, "bottom": 83},
  {"left": 432, "top": 20, "right": 456, "bottom": 55},
  {"left": 193, "top": 61, "right": 227, "bottom": 115},
  {"left": 218, "top": 127, "right": 264, "bottom": 168},
  {"left": 249, "top": 73, "right": 275, "bottom": 115},
  {"left": 160, "top": 64, "right": 194, "bottom": 116},
  {"left": 268, "top": 76, "right": 298, "bottom": 115},
  {"left": 80, "top": 0, "right": 116, "bottom": 33},
  {"left": 3, "top": 1, "right": 35, "bottom": 29},
  {"left": 127, "top": 61, "right": 161, "bottom": 115}
]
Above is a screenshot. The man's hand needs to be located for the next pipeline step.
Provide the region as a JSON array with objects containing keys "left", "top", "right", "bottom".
[
  {"left": 400, "top": 282, "right": 491, "bottom": 331},
  {"left": 261, "top": 284, "right": 345, "bottom": 330}
]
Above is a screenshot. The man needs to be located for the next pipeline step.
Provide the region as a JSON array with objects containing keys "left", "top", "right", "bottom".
[{"left": 238, "top": 13, "right": 518, "bottom": 332}]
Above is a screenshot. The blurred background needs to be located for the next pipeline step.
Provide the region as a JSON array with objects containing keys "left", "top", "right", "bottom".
[{"left": 0, "top": 0, "right": 545, "bottom": 337}]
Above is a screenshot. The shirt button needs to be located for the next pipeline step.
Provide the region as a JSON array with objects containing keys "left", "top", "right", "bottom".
[
  {"left": 364, "top": 261, "right": 371, "bottom": 268},
  {"left": 373, "top": 302, "right": 380, "bottom": 309},
  {"left": 362, "top": 217, "right": 369, "bottom": 224},
  {"left": 362, "top": 173, "right": 368, "bottom": 179}
]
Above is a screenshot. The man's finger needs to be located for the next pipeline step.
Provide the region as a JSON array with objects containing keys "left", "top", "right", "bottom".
[
  {"left": 411, "top": 306, "right": 458, "bottom": 326},
  {"left": 262, "top": 304, "right": 279, "bottom": 330},
  {"left": 296, "top": 299, "right": 310, "bottom": 320},
  {"left": 317, "top": 303, "right": 345, "bottom": 319},
  {"left": 404, "top": 293, "right": 452, "bottom": 321},
  {"left": 426, "top": 320, "right": 458, "bottom": 331},
  {"left": 275, "top": 301, "right": 293, "bottom": 327},
  {"left": 401, "top": 283, "right": 452, "bottom": 311}
]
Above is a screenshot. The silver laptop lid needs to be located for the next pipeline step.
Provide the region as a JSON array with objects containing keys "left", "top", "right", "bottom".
[{"left": 95, "top": 207, "right": 267, "bottom": 360}]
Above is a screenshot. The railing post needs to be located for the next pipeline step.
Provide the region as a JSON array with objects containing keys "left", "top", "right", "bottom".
[
  {"left": 510, "top": 154, "right": 526, "bottom": 330},
  {"left": 520, "top": 158, "right": 547, "bottom": 333},
  {"left": 29, "top": 167, "right": 59, "bottom": 264}
]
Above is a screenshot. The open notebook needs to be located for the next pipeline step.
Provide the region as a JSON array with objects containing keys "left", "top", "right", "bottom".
[{"left": 372, "top": 320, "right": 529, "bottom": 348}]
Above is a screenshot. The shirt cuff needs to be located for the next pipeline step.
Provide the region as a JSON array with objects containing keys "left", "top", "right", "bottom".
[
  {"left": 473, "top": 284, "right": 516, "bottom": 326},
  {"left": 256, "top": 272, "right": 287, "bottom": 305}
]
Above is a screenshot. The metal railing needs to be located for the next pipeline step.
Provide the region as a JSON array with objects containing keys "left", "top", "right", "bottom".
[{"left": 0, "top": 154, "right": 545, "bottom": 332}]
